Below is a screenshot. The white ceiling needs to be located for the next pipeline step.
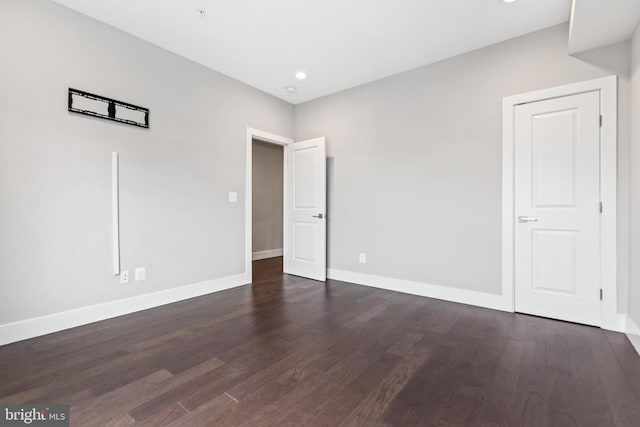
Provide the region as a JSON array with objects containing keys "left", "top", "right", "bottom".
[
  {"left": 52, "top": 0, "right": 571, "bottom": 104},
  {"left": 569, "top": 0, "right": 640, "bottom": 54}
]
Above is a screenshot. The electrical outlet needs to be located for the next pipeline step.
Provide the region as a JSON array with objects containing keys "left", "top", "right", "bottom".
[
  {"left": 359, "top": 253, "right": 367, "bottom": 264},
  {"left": 135, "top": 267, "right": 146, "bottom": 281},
  {"left": 120, "top": 270, "right": 129, "bottom": 284}
]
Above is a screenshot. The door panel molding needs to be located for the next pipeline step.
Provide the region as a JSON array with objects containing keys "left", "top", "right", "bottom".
[{"left": 502, "top": 75, "right": 622, "bottom": 332}]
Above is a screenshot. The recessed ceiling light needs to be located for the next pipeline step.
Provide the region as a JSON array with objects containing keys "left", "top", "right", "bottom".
[
  {"left": 295, "top": 71, "right": 307, "bottom": 80},
  {"left": 503, "top": 0, "right": 517, "bottom": 3},
  {"left": 285, "top": 86, "right": 297, "bottom": 94}
]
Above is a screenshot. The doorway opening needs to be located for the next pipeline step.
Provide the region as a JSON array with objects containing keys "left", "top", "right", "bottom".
[
  {"left": 245, "top": 127, "right": 327, "bottom": 284},
  {"left": 252, "top": 138, "right": 284, "bottom": 283},
  {"left": 245, "top": 128, "right": 293, "bottom": 284}
]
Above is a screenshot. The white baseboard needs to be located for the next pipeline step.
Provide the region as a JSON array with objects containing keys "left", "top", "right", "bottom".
[
  {"left": 602, "top": 313, "right": 627, "bottom": 333},
  {"left": 327, "top": 268, "right": 511, "bottom": 313},
  {"left": 0, "top": 273, "right": 250, "bottom": 347},
  {"left": 627, "top": 316, "right": 640, "bottom": 357},
  {"left": 252, "top": 248, "right": 283, "bottom": 261}
]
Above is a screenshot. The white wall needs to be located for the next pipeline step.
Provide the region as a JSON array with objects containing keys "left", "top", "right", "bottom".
[
  {"left": 630, "top": 22, "right": 640, "bottom": 329},
  {"left": 252, "top": 140, "right": 283, "bottom": 254},
  {"left": 295, "top": 24, "right": 630, "bottom": 312},
  {"left": 0, "top": 0, "right": 293, "bottom": 325}
]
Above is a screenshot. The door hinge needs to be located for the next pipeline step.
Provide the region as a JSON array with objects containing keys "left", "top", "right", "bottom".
[
  {"left": 599, "top": 115, "right": 603, "bottom": 127},
  {"left": 600, "top": 289, "right": 603, "bottom": 300},
  {"left": 599, "top": 201, "right": 603, "bottom": 214}
]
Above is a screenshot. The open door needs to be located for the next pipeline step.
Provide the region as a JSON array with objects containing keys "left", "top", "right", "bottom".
[{"left": 284, "top": 137, "right": 326, "bottom": 281}]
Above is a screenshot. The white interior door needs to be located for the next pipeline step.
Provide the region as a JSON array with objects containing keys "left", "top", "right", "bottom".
[
  {"left": 514, "top": 91, "right": 601, "bottom": 326},
  {"left": 284, "top": 137, "right": 326, "bottom": 281}
]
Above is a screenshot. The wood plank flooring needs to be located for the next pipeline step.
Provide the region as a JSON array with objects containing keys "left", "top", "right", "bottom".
[{"left": 1, "top": 257, "right": 640, "bottom": 426}]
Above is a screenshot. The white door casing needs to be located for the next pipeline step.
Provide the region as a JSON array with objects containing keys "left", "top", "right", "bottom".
[
  {"left": 245, "top": 128, "right": 293, "bottom": 283},
  {"left": 503, "top": 76, "right": 620, "bottom": 331},
  {"left": 284, "top": 137, "right": 327, "bottom": 281},
  {"left": 514, "top": 91, "right": 601, "bottom": 326}
]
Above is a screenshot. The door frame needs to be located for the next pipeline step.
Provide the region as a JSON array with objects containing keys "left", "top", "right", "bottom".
[
  {"left": 245, "top": 127, "right": 293, "bottom": 283},
  {"left": 502, "top": 75, "right": 623, "bottom": 331}
]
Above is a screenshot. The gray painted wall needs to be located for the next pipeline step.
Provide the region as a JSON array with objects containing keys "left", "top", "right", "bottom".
[
  {"left": 0, "top": 0, "right": 293, "bottom": 324},
  {"left": 295, "top": 24, "right": 631, "bottom": 312},
  {"left": 630, "top": 23, "right": 640, "bottom": 328},
  {"left": 252, "top": 140, "right": 284, "bottom": 253}
]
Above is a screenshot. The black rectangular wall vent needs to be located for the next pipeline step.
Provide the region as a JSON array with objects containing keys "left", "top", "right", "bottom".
[{"left": 68, "top": 88, "right": 149, "bottom": 129}]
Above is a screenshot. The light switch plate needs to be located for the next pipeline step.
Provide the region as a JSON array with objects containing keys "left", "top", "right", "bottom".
[
  {"left": 135, "top": 267, "right": 146, "bottom": 281},
  {"left": 359, "top": 253, "right": 367, "bottom": 264},
  {"left": 228, "top": 192, "right": 238, "bottom": 203}
]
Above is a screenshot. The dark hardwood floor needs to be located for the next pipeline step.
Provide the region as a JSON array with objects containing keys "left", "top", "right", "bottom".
[{"left": 1, "top": 257, "right": 640, "bottom": 426}]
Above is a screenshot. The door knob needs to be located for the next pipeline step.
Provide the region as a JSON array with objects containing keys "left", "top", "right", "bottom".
[
  {"left": 518, "top": 216, "right": 538, "bottom": 223},
  {"left": 312, "top": 213, "right": 325, "bottom": 219}
]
